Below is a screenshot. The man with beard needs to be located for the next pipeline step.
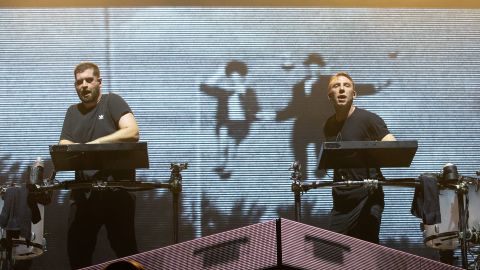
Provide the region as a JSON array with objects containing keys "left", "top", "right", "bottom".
[
  {"left": 323, "top": 72, "right": 395, "bottom": 244},
  {"left": 59, "top": 62, "right": 140, "bottom": 268}
]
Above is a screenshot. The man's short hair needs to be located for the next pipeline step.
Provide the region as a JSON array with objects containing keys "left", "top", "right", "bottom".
[
  {"left": 74, "top": 62, "right": 101, "bottom": 78},
  {"left": 328, "top": 72, "right": 355, "bottom": 90},
  {"left": 225, "top": 60, "right": 248, "bottom": 77}
]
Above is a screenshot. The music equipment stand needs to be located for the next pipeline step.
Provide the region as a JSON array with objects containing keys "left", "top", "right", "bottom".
[
  {"left": 48, "top": 143, "right": 183, "bottom": 244},
  {"left": 49, "top": 142, "right": 149, "bottom": 171},
  {"left": 317, "top": 140, "right": 418, "bottom": 169},
  {"left": 292, "top": 140, "right": 418, "bottom": 223}
]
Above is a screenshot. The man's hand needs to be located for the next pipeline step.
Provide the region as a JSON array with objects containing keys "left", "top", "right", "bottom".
[
  {"left": 381, "top": 134, "right": 396, "bottom": 141},
  {"left": 59, "top": 139, "right": 77, "bottom": 145}
]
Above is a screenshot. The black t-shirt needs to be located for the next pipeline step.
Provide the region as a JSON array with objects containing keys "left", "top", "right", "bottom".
[
  {"left": 60, "top": 93, "right": 134, "bottom": 182},
  {"left": 61, "top": 93, "right": 131, "bottom": 143},
  {"left": 323, "top": 107, "right": 390, "bottom": 232}
]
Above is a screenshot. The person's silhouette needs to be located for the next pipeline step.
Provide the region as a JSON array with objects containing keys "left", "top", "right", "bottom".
[{"left": 200, "top": 60, "right": 259, "bottom": 179}]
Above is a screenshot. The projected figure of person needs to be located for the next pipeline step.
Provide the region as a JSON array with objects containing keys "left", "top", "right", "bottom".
[
  {"left": 276, "top": 53, "right": 332, "bottom": 179},
  {"left": 200, "top": 60, "right": 260, "bottom": 179},
  {"left": 276, "top": 53, "right": 379, "bottom": 179}
]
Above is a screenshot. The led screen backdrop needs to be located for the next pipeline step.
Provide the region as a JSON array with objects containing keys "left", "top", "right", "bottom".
[{"left": 0, "top": 8, "right": 479, "bottom": 269}]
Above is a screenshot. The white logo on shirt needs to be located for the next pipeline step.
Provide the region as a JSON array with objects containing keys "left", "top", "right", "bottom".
[{"left": 98, "top": 114, "right": 104, "bottom": 120}]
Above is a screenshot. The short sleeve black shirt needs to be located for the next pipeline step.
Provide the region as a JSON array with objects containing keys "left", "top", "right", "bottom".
[
  {"left": 60, "top": 93, "right": 134, "bottom": 183},
  {"left": 61, "top": 93, "right": 131, "bottom": 143},
  {"left": 323, "top": 107, "right": 390, "bottom": 233}
]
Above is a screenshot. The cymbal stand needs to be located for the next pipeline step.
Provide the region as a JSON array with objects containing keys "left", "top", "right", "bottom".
[{"left": 289, "top": 162, "right": 303, "bottom": 222}]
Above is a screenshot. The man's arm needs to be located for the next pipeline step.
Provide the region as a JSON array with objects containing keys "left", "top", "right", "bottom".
[
  {"left": 87, "top": 112, "right": 140, "bottom": 144},
  {"left": 200, "top": 65, "right": 227, "bottom": 96},
  {"left": 381, "top": 133, "right": 396, "bottom": 141},
  {"left": 59, "top": 139, "right": 76, "bottom": 145}
]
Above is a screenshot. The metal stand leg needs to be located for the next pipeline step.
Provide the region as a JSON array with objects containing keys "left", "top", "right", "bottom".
[
  {"left": 172, "top": 191, "right": 179, "bottom": 244},
  {"left": 457, "top": 187, "right": 469, "bottom": 269},
  {"left": 290, "top": 161, "right": 303, "bottom": 222},
  {"left": 294, "top": 189, "right": 301, "bottom": 222},
  {"left": 169, "top": 163, "right": 186, "bottom": 244},
  {"left": 1, "top": 230, "right": 18, "bottom": 270}
]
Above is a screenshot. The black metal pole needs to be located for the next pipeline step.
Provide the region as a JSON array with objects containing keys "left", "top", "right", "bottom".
[
  {"left": 289, "top": 161, "right": 303, "bottom": 222},
  {"left": 169, "top": 177, "right": 181, "bottom": 244},
  {"left": 457, "top": 186, "right": 469, "bottom": 269},
  {"left": 2, "top": 230, "right": 18, "bottom": 270},
  {"left": 173, "top": 191, "right": 179, "bottom": 244},
  {"left": 169, "top": 163, "right": 186, "bottom": 245},
  {"left": 294, "top": 188, "right": 301, "bottom": 222}
]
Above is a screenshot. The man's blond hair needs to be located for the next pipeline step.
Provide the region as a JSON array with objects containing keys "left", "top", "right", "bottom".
[{"left": 328, "top": 72, "right": 355, "bottom": 90}]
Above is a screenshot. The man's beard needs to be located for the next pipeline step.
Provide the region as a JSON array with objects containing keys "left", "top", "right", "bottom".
[{"left": 78, "top": 85, "right": 100, "bottom": 104}]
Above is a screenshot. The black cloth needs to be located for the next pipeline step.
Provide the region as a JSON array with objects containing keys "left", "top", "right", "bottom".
[
  {"left": 0, "top": 186, "right": 32, "bottom": 241},
  {"left": 28, "top": 184, "right": 52, "bottom": 224},
  {"left": 323, "top": 107, "right": 390, "bottom": 243},
  {"left": 60, "top": 93, "right": 138, "bottom": 269},
  {"left": 411, "top": 173, "right": 441, "bottom": 225}
]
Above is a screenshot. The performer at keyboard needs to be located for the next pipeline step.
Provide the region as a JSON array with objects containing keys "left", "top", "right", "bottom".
[
  {"left": 323, "top": 72, "right": 396, "bottom": 244},
  {"left": 59, "top": 62, "right": 140, "bottom": 269}
]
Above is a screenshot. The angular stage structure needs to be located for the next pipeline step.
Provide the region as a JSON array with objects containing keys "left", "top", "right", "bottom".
[{"left": 82, "top": 219, "right": 460, "bottom": 270}]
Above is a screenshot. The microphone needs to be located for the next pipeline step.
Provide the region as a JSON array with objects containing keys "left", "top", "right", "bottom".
[
  {"left": 29, "top": 157, "right": 44, "bottom": 185},
  {"left": 289, "top": 161, "right": 301, "bottom": 172},
  {"left": 28, "top": 157, "right": 52, "bottom": 206},
  {"left": 442, "top": 163, "right": 458, "bottom": 182}
]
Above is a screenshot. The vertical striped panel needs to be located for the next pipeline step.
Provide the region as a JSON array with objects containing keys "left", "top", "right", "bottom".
[{"left": 0, "top": 8, "right": 479, "bottom": 268}]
